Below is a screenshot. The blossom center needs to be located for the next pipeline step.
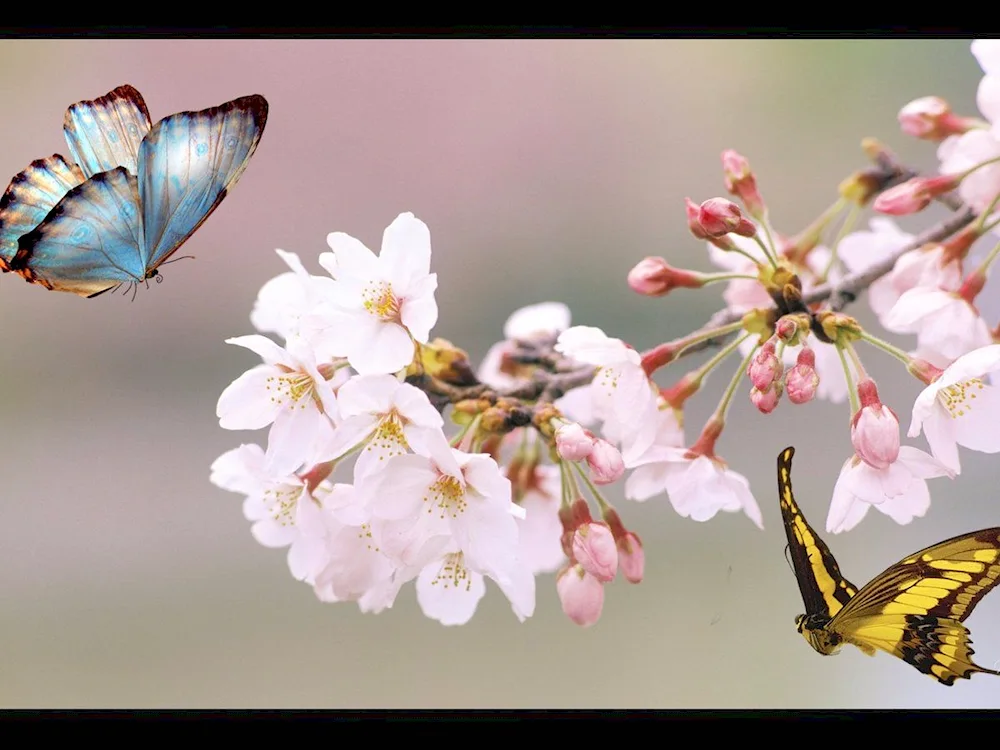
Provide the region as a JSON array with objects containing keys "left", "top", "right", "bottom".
[
  {"left": 424, "top": 475, "right": 467, "bottom": 518},
  {"left": 427, "top": 552, "right": 473, "bottom": 592},
  {"left": 362, "top": 280, "right": 401, "bottom": 323},
  {"left": 264, "top": 484, "right": 301, "bottom": 526},
  {"left": 938, "top": 378, "right": 985, "bottom": 418},
  {"left": 367, "top": 413, "right": 410, "bottom": 461},
  {"left": 267, "top": 370, "right": 315, "bottom": 409},
  {"left": 356, "top": 522, "right": 379, "bottom": 553}
]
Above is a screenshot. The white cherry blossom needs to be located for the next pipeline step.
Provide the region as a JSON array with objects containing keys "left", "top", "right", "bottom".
[
  {"left": 908, "top": 344, "right": 1000, "bottom": 473},
  {"left": 250, "top": 248, "right": 338, "bottom": 347},
  {"left": 826, "top": 447, "right": 954, "bottom": 533},
  {"left": 310, "top": 212, "right": 439, "bottom": 375},
  {"left": 216, "top": 334, "right": 339, "bottom": 476},
  {"left": 883, "top": 288, "right": 992, "bottom": 368}
]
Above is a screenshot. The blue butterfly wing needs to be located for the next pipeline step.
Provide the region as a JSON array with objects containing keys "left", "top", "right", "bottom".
[
  {"left": 0, "top": 155, "right": 85, "bottom": 270},
  {"left": 63, "top": 85, "right": 152, "bottom": 179},
  {"left": 11, "top": 166, "right": 145, "bottom": 297},
  {"left": 138, "top": 94, "right": 268, "bottom": 272}
]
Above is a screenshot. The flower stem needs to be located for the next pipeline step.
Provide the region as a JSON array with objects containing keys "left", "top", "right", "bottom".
[
  {"left": 857, "top": 330, "right": 916, "bottom": 367},
  {"left": 752, "top": 231, "right": 780, "bottom": 268},
  {"left": 571, "top": 461, "right": 611, "bottom": 514},
  {"left": 695, "top": 333, "right": 754, "bottom": 393},
  {"left": 835, "top": 342, "right": 860, "bottom": 415},
  {"left": 700, "top": 272, "right": 762, "bottom": 284},
  {"left": 820, "top": 201, "right": 861, "bottom": 282},
  {"left": 973, "top": 239, "right": 1000, "bottom": 278},
  {"left": 710, "top": 333, "right": 756, "bottom": 421}
]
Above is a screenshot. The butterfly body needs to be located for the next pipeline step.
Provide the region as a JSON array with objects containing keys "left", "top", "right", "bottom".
[
  {"left": 0, "top": 85, "right": 268, "bottom": 297},
  {"left": 777, "top": 446, "right": 1000, "bottom": 685}
]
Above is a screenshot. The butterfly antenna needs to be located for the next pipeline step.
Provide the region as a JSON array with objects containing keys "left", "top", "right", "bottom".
[
  {"left": 131, "top": 283, "right": 138, "bottom": 302},
  {"left": 783, "top": 544, "right": 794, "bottom": 574},
  {"left": 160, "top": 254, "right": 196, "bottom": 266}
]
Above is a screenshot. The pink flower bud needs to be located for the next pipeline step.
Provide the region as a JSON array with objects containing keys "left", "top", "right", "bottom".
[
  {"left": 750, "top": 382, "right": 782, "bottom": 414},
  {"left": 698, "top": 198, "right": 757, "bottom": 238},
  {"left": 617, "top": 532, "right": 644, "bottom": 583},
  {"left": 555, "top": 422, "right": 595, "bottom": 462},
  {"left": 851, "top": 379, "right": 900, "bottom": 470},
  {"left": 873, "top": 174, "right": 960, "bottom": 216},
  {"left": 721, "top": 149, "right": 766, "bottom": 218},
  {"left": 557, "top": 564, "right": 605, "bottom": 627},
  {"left": 572, "top": 522, "right": 619, "bottom": 581},
  {"left": 685, "top": 197, "right": 711, "bottom": 240},
  {"left": 586, "top": 439, "right": 625, "bottom": 485},
  {"left": 898, "top": 96, "right": 972, "bottom": 140},
  {"left": 747, "top": 339, "right": 782, "bottom": 390},
  {"left": 784, "top": 347, "right": 819, "bottom": 405},
  {"left": 775, "top": 317, "right": 799, "bottom": 342},
  {"left": 627, "top": 256, "right": 704, "bottom": 297}
]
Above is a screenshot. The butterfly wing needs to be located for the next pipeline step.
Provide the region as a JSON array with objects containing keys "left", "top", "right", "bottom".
[
  {"left": 0, "top": 155, "right": 85, "bottom": 270},
  {"left": 777, "top": 447, "right": 859, "bottom": 619},
  {"left": 10, "top": 166, "right": 145, "bottom": 297},
  {"left": 827, "top": 528, "right": 1000, "bottom": 684},
  {"left": 137, "top": 94, "right": 268, "bottom": 273},
  {"left": 63, "top": 85, "right": 151, "bottom": 178}
]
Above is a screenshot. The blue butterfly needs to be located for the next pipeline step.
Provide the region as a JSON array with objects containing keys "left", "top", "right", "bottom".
[{"left": 0, "top": 85, "right": 268, "bottom": 297}]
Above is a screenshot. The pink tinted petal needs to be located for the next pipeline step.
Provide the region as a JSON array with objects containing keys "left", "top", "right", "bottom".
[
  {"left": 826, "top": 461, "right": 864, "bottom": 533},
  {"left": 980, "top": 75, "right": 1000, "bottom": 128},
  {"left": 321, "top": 413, "right": 377, "bottom": 463},
  {"left": 337, "top": 374, "right": 398, "bottom": 416},
  {"left": 393, "top": 383, "right": 444, "bottom": 428},
  {"left": 363, "top": 454, "right": 440, "bottom": 520},
  {"left": 875, "top": 480, "right": 931, "bottom": 525},
  {"left": 225, "top": 334, "right": 289, "bottom": 366},
  {"left": 274, "top": 248, "right": 309, "bottom": 276},
  {"left": 217, "top": 366, "right": 282, "bottom": 430},
  {"left": 950, "top": 383, "right": 1000, "bottom": 452},
  {"left": 922, "top": 408, "right": 962, "bottom": 474},
  {"left": 504, "top": 302, "right": 571, "bottom": 339},
  {"left": 517, "top": 495, "right": 566, "bottom": 575},
  {"left": 287, "top": 536, "right": 328, "bottom": 581},
  {"left": 210, "top": 444, "right": 266, "bottom": 494},
  {"left": 883, "top": 288, "right": 952, "bottom": 332},
  {"left": 897, "top": 445, "right": 954, "bottom": 480},
  {"left": 461, "top": 453, "right": 512, "bottom": 505},
  {"left": 727, "top": 469, "right": 764, "bottom": 529},
  {"left": 382, "top": 213, "right": 432, "bottom": 283},
  {"left": 251, "top": 519, "right": 299, "bottom": 548},
  {"left": 265, "top": 407, "right": 327, "bottom": 476},
  {"left": 416, "top": 560, "right": 486, "bottom": 626},
  {"left": 939, "top": 345, "right": 1000, "bottom": 387},
  {"left": 349, "top": 322, "right": 414, "bottom": 375},
  {"left": 373, "top": 514, "right": 450, "bottom": 568},
  {"left": 399, "top": 278, "right": 439, "bottom": 343},
  {"left": 624, "top": 462, "right": 673, "bottom": 501},
  {"left": 493, "top": 562, "right": 537, "bottom": 622},
  {"left": 324, "top": 232, "right": 379, "bottom": 278},
  {"left": 454, "top": 499, "right": 519, "bottom": 580},
  {"left": 972, "top": 39, "right": 1000, "bottom": 75}
]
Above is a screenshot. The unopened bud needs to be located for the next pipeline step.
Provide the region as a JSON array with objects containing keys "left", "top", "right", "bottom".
[
  {"left": 586, "top": 439, "right": 625, "bottom": 485},
  {"left": 747, "top": 339, "right": 782, "bottom": 390},
  {"left": 722, "top": 149, "right": 766, "bottom": 219},
  {"left": 556, "top": 564, "right": 605, "bottom": 627},
  {"left": 572, "top": 522, "right": 619, "bottom": 582},
  {"left": 627, "top": 256, "right": 704, "bottom": 297},
  {"left": 617, "top": 532, "right": 644, "bottom": 583},
  {"left": 784, "top": 346, "right": 820, "bottom": 405},
  {"left": 898, "top": 96, "right": 973, "bottom": 140},
  {"left": 698, "top": 198, "right": 757, "bottom": 238},
  {"left": 873, "top": 174, "right": 960, "bottom": 216},
  {"left": 555, "top": 422, "right": 595, "bottom": 462},
  {"left": 851, "top": 379, "right": 900, "bottom": 470},
  {"left": 750, "top": 382, "right": 782, "bottom": 414}
]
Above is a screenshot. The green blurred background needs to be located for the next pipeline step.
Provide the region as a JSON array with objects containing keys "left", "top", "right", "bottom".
[{"left": 1, "top": 38, "right": 997, "bottom": 708}]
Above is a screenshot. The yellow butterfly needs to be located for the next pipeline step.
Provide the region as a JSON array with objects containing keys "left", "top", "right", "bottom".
[{"left": 777, "top": 446, "right": 1000, "bottom": 685}]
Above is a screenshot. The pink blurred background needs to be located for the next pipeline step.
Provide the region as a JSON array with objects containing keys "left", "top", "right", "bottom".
[{"left": 1, "top": 39, "right": 997, "bottom": 708}]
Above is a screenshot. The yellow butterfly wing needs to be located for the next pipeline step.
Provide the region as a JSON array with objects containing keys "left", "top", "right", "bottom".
[
  {"left": 827, "top": 528, "right": 1000, "bottom": 685},
  {"left": 777, "top": 447, "right": 858, "bottom": 619}
]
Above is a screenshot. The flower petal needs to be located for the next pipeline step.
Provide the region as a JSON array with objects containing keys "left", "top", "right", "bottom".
[{"left": 217, "top": 365, "right": 282, "bottom": 430}]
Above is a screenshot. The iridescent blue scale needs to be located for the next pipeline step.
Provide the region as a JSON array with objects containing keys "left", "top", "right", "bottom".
[{"left": 0, "top": 85, "right": 268, "bottom": 297}]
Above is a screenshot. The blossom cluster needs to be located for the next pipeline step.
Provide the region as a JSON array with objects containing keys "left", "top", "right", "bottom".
[{"left": 213, "top": 39, "right": 1000, "bottom": 628}]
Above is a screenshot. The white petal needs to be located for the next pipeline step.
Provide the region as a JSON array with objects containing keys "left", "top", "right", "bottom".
[
  {"left": 937, "top": 345, "right": 1000, "bottom": 388},
  {"left": 225, "top": 334, "right": 290, "bottom": 366},
  {"left": 503, "top": 302, "right": 571, "bottom": 339},
  {"left": 348, "top": 322, "right": 414, "bottom": 376},
  {"left": 250, "top": 519, "right": 299, "bottom": 548},
  {"left": 453, "top": 497, "right": 519, "bottom": 581},
  {"left": 399, "top": 276, "right": 439, "bottom": 343},
  {"left": 921, "top": 408, "right": 962, "bottom": 474},
  {"left": 265, "top": 406, "right": 327, "bottom": 476},
  {"left": 416, "top": 560, "right": 486, "bottom": 626},
  {"left": 950, "top": 382, "right": 1000, "bottom": 453},
  {"left": 210, "top": 444, "right": 266, "bottom": 494},
  {"left": 874, "top": 480, "right": 931, "bottom": 526},
  {"left": 381, "top": 212, "right": 432, "bottom": 285},
  {"left": 325, "top": 232, "right": 379, "bottom": 278},
  {"left": 826, "top": 459, "right": 865, "bottom": 533},
  {"left": 362, "top": 454, "right": 440, "bottom": 520},
  {"left": 274, "top": 248, "right": 310, "bottom": 277},
  {"left": 492, "top": 562, "right": 537, "bottom": 622},
  {"left": 217, "top": 366, "right": 282, "bottom": 430},
  {"left": 897, "top": 445, "right": 954, "bottom": 480}
]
